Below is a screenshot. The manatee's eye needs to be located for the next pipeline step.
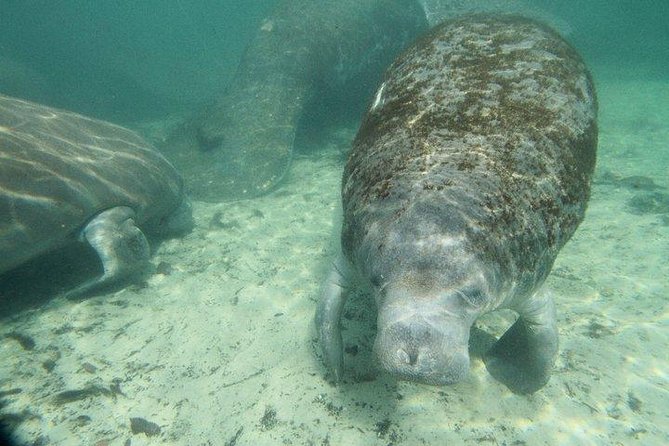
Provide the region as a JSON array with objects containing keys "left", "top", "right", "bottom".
[
  {"left": 370, "top": 274, "right": 384, "bottom": 288},
  {"left": 457, "top": 287, "right": 486, "bottom": 308}
]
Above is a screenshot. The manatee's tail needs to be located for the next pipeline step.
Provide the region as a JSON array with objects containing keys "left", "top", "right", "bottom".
[{"left": 160, "top": 77, "right": 306, "bottom": 202}]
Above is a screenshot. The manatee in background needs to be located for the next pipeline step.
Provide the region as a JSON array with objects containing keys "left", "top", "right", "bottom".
[
  {"left": 0, "top": 94, "right": 193, "bottom": 298},
  {"left": 316, "top": 15, "right": 598, "bottom": 394},
  {"left": 164, "top": 0, "right": 568, "bottom": 201},
  {"left": 163, "top": 0, "right": 428, "bottom": 201}
]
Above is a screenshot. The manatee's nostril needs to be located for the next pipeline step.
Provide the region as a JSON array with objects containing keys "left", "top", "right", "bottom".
[{"left": 397, "top": 348, "right": 418, "bottom": 366}]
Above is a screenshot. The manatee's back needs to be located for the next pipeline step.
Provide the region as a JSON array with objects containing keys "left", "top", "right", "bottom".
[
  {"left": 0, "top": 94, "right": 184, "bottom": 273},
  {"left": 342, "top": 15, "right": 597, "bottom": 291}
]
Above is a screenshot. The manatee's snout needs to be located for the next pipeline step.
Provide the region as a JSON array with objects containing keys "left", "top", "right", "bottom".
[{"left": 374, "top": 317, "right": 470, "bottom": 385}]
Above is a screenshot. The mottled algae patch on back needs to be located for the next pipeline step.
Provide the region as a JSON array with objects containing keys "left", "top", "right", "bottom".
[
  {"left": 343, "top": 15, "right": 597, "bottom": 291},
  {"left": 0, "top": 94, "right": 185, "bottom": 272}
]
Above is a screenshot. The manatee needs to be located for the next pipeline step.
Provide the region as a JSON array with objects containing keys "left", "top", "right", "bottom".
[
  {"left": 316, "top": 15, "right": 597, "bottom": 394},
  {"left": 0, "top": 94, "right": 193, "bottom": 298},
  {"left": 165, "top": 0, "right": 429, "bottom": 201}
]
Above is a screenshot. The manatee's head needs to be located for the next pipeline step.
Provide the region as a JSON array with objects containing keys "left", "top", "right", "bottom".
[
  {"left": 359, "top": 200, "right": 496, "bottom": 385},
  {"left": 372, "top": 270, "right": 491, "bottom": 385}
]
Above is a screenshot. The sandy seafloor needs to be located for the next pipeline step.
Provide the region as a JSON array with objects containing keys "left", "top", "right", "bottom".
[{"left": 0, "top": 75, "right": 668, "bottom": 446}]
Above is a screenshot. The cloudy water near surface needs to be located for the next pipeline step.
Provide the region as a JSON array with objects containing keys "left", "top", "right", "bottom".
[{"left": 0, "top": 1, "right": 667, "bottom": 445}]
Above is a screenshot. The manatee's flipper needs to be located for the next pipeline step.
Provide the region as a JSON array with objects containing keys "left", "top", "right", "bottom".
[
  {"left": 484, "top": 293, "right": 558, "bottom": 394},
  {"left": 315, "top": 254, "right": 353, "bottom": 383},
  {"left": 65, "top": 206, "right": 150, "bottom": 299}
]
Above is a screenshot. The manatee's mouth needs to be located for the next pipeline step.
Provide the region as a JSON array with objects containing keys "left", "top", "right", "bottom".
[{"left": 373, "top": 320, "right": 470, "bottom": 386}]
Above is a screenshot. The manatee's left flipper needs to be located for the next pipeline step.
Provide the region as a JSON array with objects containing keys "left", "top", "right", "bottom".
[
  {"left": 315, "top": 254, "right": 353, "bottom": 383},
  {"left": 484, "top": 292, "right": 558, "bottom": 394},
  {"left": 65, "top": 206, "right": 150, "bottom": 299}
]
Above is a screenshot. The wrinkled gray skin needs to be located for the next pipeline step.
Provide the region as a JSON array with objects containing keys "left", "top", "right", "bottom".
[
  {"left": 317, "top": 15, "right": 598, "bottom": 394},
  {"left": 0, "top": 94, "right": 193, "bottom": 298}
]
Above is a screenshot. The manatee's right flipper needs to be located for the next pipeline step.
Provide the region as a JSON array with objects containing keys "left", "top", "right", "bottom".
[
  {"left": 484, "top": 292, "right": 559, "bottom": 394},
  {"left": 65, "top": 206, "right": 150, "bottom": 299},
  {"left": 315, "top": 254, "right": 353, "bottom": 383}
]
